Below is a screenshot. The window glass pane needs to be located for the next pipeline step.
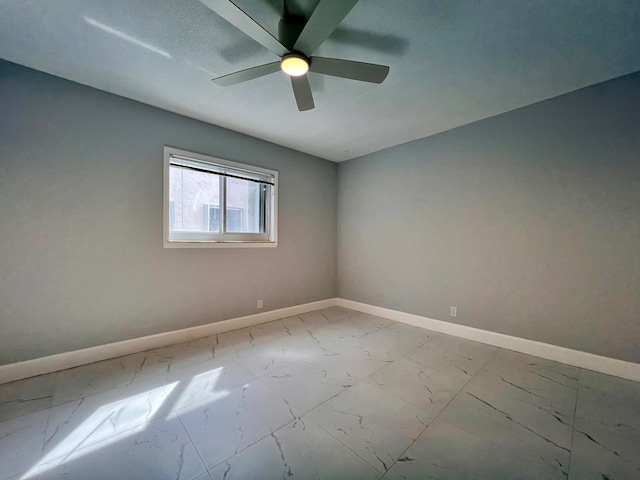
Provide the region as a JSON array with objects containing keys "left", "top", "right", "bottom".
[
  {"left": 226, "top": 177, "right": 266, "bottom": 233},
  {"left": 206, "top": 206, "right": 220, "bottom": 233},
  {"left": 169, "top": 166, "right": 220, "bottom": 233}
]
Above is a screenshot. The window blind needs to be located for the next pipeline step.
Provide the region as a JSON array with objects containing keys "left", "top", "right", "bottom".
[{"left": 170, "top": 154, "right": 275, "bottom": 186}]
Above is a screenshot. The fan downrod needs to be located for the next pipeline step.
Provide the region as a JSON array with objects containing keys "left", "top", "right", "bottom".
[{"left": 278, "top": 15, "right": 305, "bottom": 50}]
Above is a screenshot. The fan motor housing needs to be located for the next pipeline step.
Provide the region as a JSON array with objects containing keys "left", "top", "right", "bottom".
[{"left": 280, "top": 53, "right": 309, "bottom": 76}]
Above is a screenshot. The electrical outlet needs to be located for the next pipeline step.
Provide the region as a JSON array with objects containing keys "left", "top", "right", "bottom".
[
  {"left": 257, "top": 299, "right": 263, "bottom": 309},
  {"left": 450, "top": 306, "right": 457, "bottom": 317}
]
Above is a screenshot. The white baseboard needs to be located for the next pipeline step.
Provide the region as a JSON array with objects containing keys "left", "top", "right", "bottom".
[
  {"left": 4, "top": 297, "right": 638, "bottom": 385},
  {"left": 0, "top": 298, "right": 338, "bottom": 384},
  {"left": 337, "top": 298, "right": 640, "bottom": 383}
]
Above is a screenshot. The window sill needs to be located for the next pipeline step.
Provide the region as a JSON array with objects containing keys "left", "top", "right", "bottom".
[{"left": 163, "top": 240, "right": 278, "bottom": 249}]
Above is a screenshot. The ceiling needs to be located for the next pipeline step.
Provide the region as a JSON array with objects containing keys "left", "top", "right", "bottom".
[{"left": 1, "top": 0, "right": 640, "bottom": 162}]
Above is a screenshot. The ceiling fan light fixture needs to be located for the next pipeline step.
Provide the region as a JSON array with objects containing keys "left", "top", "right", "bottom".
[
  {"left": 280, "top": 54, "right": 309, "bottom": 77},
  {"left": 203, "top": 0, "right": 390, "bottom": 111}
]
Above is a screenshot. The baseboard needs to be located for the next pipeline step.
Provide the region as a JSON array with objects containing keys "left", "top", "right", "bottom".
[
  {"left": 0, "top": 298, "right": 338, "bottom": 384},
  {"left": 337, "top": 298, "right": 640, "bottom": 383},
  {"left": 5, "top": 297, "right": 638, "bottom": 385}
]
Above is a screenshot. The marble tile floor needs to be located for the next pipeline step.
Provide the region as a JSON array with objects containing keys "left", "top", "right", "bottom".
[{"left": 1, "top": 307, "right": 639, "bottom": 479}]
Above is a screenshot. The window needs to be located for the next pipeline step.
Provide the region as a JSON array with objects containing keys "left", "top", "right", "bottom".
[{"left": 164, "top": 147, "right": 277, "bottom": 247}]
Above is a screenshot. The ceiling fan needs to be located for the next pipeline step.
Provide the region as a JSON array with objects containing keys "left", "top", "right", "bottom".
[{"left": 200, "top": 0, "right": 390, "bottom": 111}]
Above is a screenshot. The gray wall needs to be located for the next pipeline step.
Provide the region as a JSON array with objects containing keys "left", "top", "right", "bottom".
[
  {"left": 0, "top": 60, "right": 337, "bottom": 364},
  {"left": 3, "top": 59, "right": 639, "bottom": 367},
  {"left": 338, "top": 72, "right": 640, "bottom": 363}
]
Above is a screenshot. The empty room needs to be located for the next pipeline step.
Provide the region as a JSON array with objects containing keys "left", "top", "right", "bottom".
[{"left": 1, "top": 1, "right": 639, "bottom": 479}]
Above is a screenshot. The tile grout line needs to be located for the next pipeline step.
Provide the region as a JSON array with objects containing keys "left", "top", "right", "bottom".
[
  {"left": 190, "top": 316, "right": 494, "bottom": 478},
  {"left": 31, "top": 397, "right": 55, "bottom": 479},
  {"left": 565, "top": 367, "right": 582, "bottom": 479},
  {"left": 190, "top": 376, "right": 303, "bottom": 475},
  {"left": 171, "top": 309, "right": 371, "bottom": 478},
  {"left": 165, "top": 354, "right": 266, "bottom": 476},
  {"left": 214, "top": 319, "right": 409, "bottom": 475},
  {"left": 297, "top": 412, "right": 385, "bottom": 474},
  {"left": 248, "top": 314, "right": 393, "bottom": 382},
  {"left": 354, "top": 331, "right": 441, "bottom": 410},
  {"left": 376, "top": 345, "right": 502, "bottom": 479},
  {"left": 159, "top": 357, "right": 218, "bottom": 478},
  {"left": 297, "top": 356, "right": 437, "bottom": 476},
  {"left": 23, "top": 373, "right": 59, "bottom": 479},
  {"left": 251, "top": 321, "right": 398, "bottom": 417},
  {"left": 290, "top": 367, "right": 408, "bottom": 474},
  {"left": 174, "top": 405, "right": 211, "bottom": 478},
  {"left": 358, "top": 355, "right": 428, "bottom": 412}
]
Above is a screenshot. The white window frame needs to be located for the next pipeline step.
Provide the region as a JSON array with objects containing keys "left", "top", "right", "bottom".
[{"left": 163, "top": 146, "right": 278, "bottom": 248}]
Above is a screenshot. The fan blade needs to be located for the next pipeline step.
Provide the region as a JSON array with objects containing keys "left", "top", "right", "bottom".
[
  {"left": 212, "top": 62, "right": 281, "bottom": 86},
  {"left": 290, "top": 75, "right": 314, "bottom": 111},
  {"left": 292, "top": 0, "right": 359, "bottom": 55},
  {"left": 200, "top": 0, "right": 289, "bottom": 57},
  {"left": 309, "top": 57, "right": 389, "bottom": 83}
]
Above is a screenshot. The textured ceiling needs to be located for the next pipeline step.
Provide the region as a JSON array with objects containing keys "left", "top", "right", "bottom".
[{"left": 1, "top": 0, "right": 640, "bottom": 162}]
